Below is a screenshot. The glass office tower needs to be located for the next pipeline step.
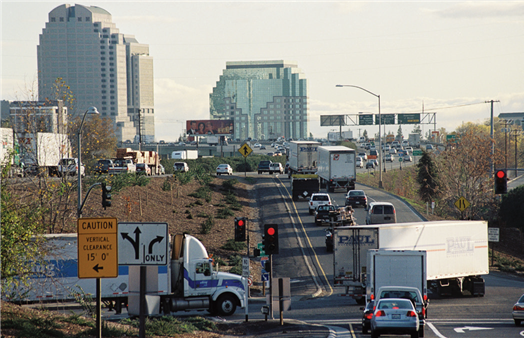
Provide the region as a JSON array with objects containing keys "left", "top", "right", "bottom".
[{"left": 210, "top": 60, "right": 308, "bottom": 141}]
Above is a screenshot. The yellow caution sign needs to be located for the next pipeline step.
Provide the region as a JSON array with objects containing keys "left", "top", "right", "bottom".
[
  {"left": 77, "top": 218, "right": 118, "bottom": 279},
  {"left": 454, "top": 197, "right": 471, "bottom": 212},
  {"left": 238, "top": 143, "right": 253, "bottom": 158}
]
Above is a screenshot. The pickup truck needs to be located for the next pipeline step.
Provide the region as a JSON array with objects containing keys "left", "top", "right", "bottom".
[
  {"left": 257, "top": 160, "right": 272, "bottom": 174},
  {"left": 108, "top": 158, "right": 136, "bottom": 174}
]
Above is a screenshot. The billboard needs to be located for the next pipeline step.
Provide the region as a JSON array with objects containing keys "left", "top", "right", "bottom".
[
  {"left": 186, "top": 120, "right": 234, "bottom": 135},
  {"left": 321, "top": 115, "right": 346, "bottom": 126}
]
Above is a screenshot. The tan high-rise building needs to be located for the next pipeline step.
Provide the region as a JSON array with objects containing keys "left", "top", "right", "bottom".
[{"left": 37, "top": 4, "right": 154, "bottom": 143}]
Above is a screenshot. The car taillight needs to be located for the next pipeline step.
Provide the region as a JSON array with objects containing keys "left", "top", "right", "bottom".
[
  {"left": 365, "top": 313, "right": 373, "bottom": 320},
  {"left": 422, "top": 307, "right": 426, "bottom": 316},
  {"left": 407, "top": 311, "right": 417, "bottom": 317},
  {"left": 370, "top": 294, "right": 375, "bottom": 300},
  {"left": 514, "top": 305, "right": 524, "bottom": 311},
  {"left": 375, "top": 310, "right": 386, "bottom": 317}
]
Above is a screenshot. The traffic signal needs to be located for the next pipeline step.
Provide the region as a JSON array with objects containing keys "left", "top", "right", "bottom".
[
  {"left": 264, "top": 224, "right": 279, "bottom": 255},
  {"left": 102, "top": 183, "right": 112, "bottom": 209},
  {"left": 494, "top": 170, "right": 507, "bottom": 195},
  {"left": 234, "top": 217, "right": 247, "bottom": 242}
]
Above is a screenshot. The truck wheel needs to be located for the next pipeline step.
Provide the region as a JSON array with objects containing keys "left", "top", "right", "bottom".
[{"left": 215, "top": 294, "right": 237, "bottom": 316}]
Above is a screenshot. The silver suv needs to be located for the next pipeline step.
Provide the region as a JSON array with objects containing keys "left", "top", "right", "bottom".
[{"left": 308, "top": 193, "right": 331, "bottom": 215}]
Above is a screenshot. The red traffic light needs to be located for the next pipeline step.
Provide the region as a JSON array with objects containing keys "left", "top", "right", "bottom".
[
  {"left": 238, "top": 219, "right": 244, "bottom": 226},
  {"left": 496, "top": 170, "right": 506, "bottom": 179},
  {"left": 267, "top": 227, "right": 275, "bottom": 236}
]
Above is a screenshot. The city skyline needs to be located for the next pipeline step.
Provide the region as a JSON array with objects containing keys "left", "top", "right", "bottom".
[{"left": 2, "top": 1, "right": 524, "bottom": 141}]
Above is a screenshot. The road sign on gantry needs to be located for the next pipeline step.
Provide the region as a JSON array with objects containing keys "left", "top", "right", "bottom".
[
  {"left": 77, "top": 217, "right": 118, "bottom": 279},
  {"left": 118, "top": 222, "right": 168, "bottom": 265}
]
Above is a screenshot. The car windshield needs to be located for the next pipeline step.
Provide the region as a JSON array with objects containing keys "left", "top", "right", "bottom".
[{"left": 318, "top": 205, "right": 334, "bottom": 211}]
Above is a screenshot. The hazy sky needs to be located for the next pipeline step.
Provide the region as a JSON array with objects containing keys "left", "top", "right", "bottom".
[{"left": 2, "top": 1, "right": 524, "bottom": 141}]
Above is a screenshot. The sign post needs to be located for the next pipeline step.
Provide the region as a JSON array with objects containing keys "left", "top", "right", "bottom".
[
  {"left": 238, "top": 143, "right": 253, "bottom": 178},
  {"left": 77, "top": 217, "right": 118, "bottom": 338},
  {"left": 118, "top": 222, "right": 168, "bottom": 338}
]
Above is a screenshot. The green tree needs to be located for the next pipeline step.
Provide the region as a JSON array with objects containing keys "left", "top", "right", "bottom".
[
  {"left": 416, "top": 150, "right": 439, "bottom": 203},
  {"left": 1, "top": 156, "right": 45, "bottom": 298},
  {"left": 499, "top": 186, "right": 524, "bottom": 228}
]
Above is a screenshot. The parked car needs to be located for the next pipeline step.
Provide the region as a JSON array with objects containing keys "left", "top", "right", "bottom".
[
  {"left": 513, "top": 294, "right": 524, "bottom": 326},
  {"left": 173, "top": 162, "right": 189, "bottom": 172},
  {"left": 366, "top": 201, "right": 397, "bottom": 224},
  {"left": 269, "top": 162, "right": 283, "bottom": 174},
  {"left": 345, "top": 190, "right": 368, "bottom": 208},
  {"left": 314, "top": 204, "right": 337, "bottom": 226},
  {"left": 216, "top": 163, "right": 233, "bottom": 176},
  {"left": 361, "top": 300, "right": 375, "bottom": 334},
  {"left": 371, "top": 298, "right": 419, "bottom": 338},
  {"left": 94, "top": 159, "right": 114, "bottom": 174},
  {"left": 136, "top": 163, "right": 151, "bottom": 176},
  {"left": 308, "top": 193, "right": 332, "bottom": 215}
]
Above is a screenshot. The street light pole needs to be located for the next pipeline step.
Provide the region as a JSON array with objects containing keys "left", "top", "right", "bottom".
[
  {"left": 336, "top": 85, "right": 383, "bottom": 188},
  {"left": 77, "top": 107, "right": 99, "bottom": 218}
]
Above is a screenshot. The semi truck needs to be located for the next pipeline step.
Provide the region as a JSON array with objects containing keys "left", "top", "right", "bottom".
[
  {"left": 287, "top": 141, "right": 320, "bottom": 177},
  {"left": 172, "top": 150, "right": 199, "bottom": 160},
  {"left": 333, "top": 221, "right": 488, "bottom": 304},
  {"left": 115, "top": 148, "right": 162, "bottom": 175},
  {"left": 6, "top": 233, "right": 246, "bottom": 317},
  {"left": 18, "top": 132, "right": 71, "bottom": 176},
  {"left": 290, "top": 174, "right": 320, "bottom": 201},
  {"left": 317, "top": 146, "right": 357, "bottom": 192}
]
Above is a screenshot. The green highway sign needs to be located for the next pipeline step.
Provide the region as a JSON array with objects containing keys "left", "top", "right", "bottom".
[
  {"left": 398, "top": 113, "right": 421, "bottom": 124},
  {"left": 359, "top": 114, "right": 374, "bottom": 125},
  {"left": 375, "top": 114, "right": 395, "bottom": 125},
  {"left": 413, "top": 150, "right": 423, "bottom": 156}
]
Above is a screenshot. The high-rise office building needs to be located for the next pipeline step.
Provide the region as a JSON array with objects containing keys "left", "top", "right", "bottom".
[
  {"left": 210, "top": 60, "right": 308, "bottom": 141},
  {"left": 37, "top": 4, "right": 154, "bottom": 143}
]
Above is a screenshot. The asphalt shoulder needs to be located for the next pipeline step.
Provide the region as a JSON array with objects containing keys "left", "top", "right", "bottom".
[{"left": 217, "top": 319, "right": 331, "bottom": 338}]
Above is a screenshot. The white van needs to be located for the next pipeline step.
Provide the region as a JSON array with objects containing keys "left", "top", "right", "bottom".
[
  {"left": 173, "top": 162, "right": 189, "bottom": 172},
  {"left": 365, "top": 202, "right": 396, "bottom": 224}
]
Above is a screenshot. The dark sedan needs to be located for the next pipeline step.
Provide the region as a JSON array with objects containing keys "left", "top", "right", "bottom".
[
  {"left": 345, "top": 190, "right": 368, "bottom": 208},
  {"left": 361, "top": 300, "right": 374, "bottom": 334}
]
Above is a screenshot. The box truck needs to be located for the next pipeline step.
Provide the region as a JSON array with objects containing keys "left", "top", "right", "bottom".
[{"left": 171, "top": 150, "right": 199, "bottom": 160}]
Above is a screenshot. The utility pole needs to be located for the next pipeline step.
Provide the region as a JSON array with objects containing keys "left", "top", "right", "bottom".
[{"left": 486, "top": 100, "right": 500, "bottom": 175}]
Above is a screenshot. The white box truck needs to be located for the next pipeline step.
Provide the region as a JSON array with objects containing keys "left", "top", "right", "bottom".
[
  {"left": 333, "top": 220, "right": 488, "bottom": 304},
  {"left": 366, "top": 250, "right": 427, "bottom": 301},
  {"left": 408, "top": 134, "right": 421, "bottom": 148},
  {"left": 317, "top": 146, "right": 356, "bottom": 192},
  {"left": 171, "top": 150, "right": 198, "bottom": 160},
  {"left": 287, "top": 141, "right": 320, "bottom": 177},
  {"left": 18, "top": 132, "right": 71, "bottom": 176},
  {"left": 328, "top": 131, "right": 353, "bottom": 142}
]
